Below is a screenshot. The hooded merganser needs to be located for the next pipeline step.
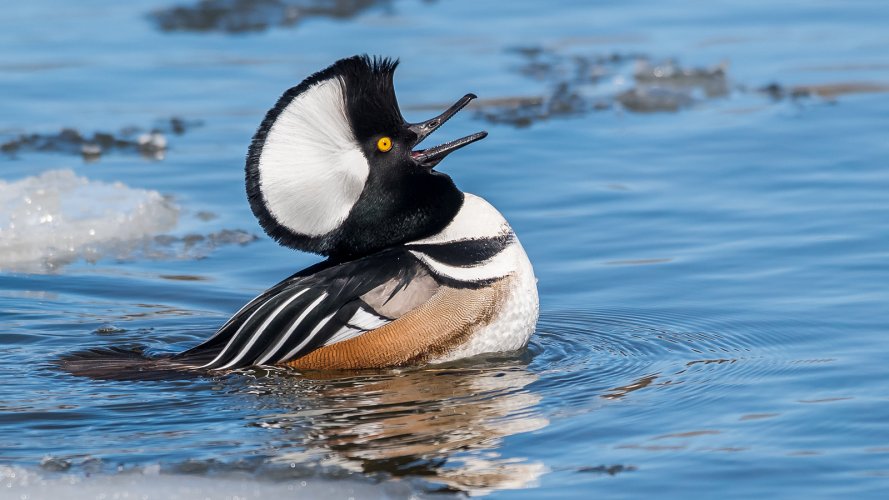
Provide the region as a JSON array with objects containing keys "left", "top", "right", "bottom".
[{"left": 177, "top": 55, "right": 538, "bottom": 370}]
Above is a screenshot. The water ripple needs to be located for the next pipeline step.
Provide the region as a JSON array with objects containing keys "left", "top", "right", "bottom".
[{"left": 527, "top": 308, "right": 809, "bottom": 413}]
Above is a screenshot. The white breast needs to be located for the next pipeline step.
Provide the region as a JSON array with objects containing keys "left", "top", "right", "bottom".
[
  {"left": 430, "top": 238, "right": 539, "bottom": 362},
  {"left": 409, "top": 193, "right": 511, "bottom": 245},
  {"left": 411, "top": 193, "right": 540, "bottom": 361}
]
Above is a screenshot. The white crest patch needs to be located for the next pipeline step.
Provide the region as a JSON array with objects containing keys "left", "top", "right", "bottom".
[{"left": 258, "top": 78, "right": 369, "bottom": 237}]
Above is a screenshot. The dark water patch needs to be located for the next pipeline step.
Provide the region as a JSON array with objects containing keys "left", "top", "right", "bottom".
[
  {"left": 0, "top": 61, "right": 87, "bottom": 73},
  {"left": 150, "top": 0, "right": 392, "bottom": 34},
  {"left": 473, "top": 47, "right": 731, "bottom": 126},
  {"left": 0, "top": 117, "right": 200, "bottom": 161},
  {"left": 94, "top": 324, "right": 128, "bottom": 335},
  {"left": 617, "top": 60, "right": 729, "bottom": 112},
  {"left": 605, "top": 257, "right": 673, "bottom": 266},
  {"left": 195, "top": 210, "right": 218, "bottom": 221},
  {"left": 40, "top": 456, "right": 73, "bottom": 472},
  {"left": 149, "top": 229, "right": 260, "bottom": 259},
  {"left": 473, "top": 46, "right": 886, "bottom": 126},
  {"left": 158, "top": 274, "right": 210, "bottom": 281},
  {"left": 797, "top": 397, "right": 853, "bottom": 404},
  {"left": 654, "top": 430, "right": 721, "bottom": 440},
  {"left": 739, "top": 413, "right": 779, "bottom": 421},
  {"left": 576, "top": 464, "right": 637, "bottom": 476},
  {"left": 759, "top": 81, "right": 889, "bottom": 101}
]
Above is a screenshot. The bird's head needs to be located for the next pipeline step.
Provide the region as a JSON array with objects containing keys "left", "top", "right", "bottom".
[{"left": 246, "top": 55, "right": 486, "bottom": 260}]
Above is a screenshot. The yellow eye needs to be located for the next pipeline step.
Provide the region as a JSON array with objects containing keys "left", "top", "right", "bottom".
[{"left": 377, "top": 136, "right": 392, "bottom": 152}]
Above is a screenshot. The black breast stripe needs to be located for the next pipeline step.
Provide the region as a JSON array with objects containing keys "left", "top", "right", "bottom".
[{"left": 406, "top": 232, "right": 514, "bottom": 267}]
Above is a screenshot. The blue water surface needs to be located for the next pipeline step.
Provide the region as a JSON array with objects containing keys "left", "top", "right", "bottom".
[{"left": 1, "top": 0, "right": 889, "bottom": 497}]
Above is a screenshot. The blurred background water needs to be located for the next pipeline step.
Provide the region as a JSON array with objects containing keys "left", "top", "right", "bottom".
[{"left": 2, "top": 0, "right": 889, "bottom": 498}]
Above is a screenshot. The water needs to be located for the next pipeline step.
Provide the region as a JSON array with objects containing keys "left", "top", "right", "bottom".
[{"left": 2, "top": 0, "right": 889, "bottom": 497}]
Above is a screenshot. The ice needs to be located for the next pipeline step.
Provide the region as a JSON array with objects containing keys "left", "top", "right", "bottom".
[
  {"left": 0, "top": 169, "right": 179, "bottom": 272},
  {"left": 0, "top": 465, "right": 428, "bottom": 500}
]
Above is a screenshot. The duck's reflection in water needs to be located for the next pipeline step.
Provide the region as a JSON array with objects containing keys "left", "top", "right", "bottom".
[{"left": 247, "top": 358, "right": 548, "bottom": 494}]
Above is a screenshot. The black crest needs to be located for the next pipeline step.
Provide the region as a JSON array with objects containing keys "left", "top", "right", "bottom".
[{"left": 338, "top": 56, "right": 404, "bottom": 141}]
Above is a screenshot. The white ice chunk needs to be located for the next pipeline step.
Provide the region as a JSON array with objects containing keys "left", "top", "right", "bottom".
[
  {"left": 0, "top": 465, "right": 423, "bottom": 500},
  {"left": 0, "top": 169, "right": 178, "bottom": 271}
]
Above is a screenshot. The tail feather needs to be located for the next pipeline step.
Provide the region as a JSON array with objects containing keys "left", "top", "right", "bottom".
[{"left": 56, "top": 346, "right": 210, "bottom": 381}]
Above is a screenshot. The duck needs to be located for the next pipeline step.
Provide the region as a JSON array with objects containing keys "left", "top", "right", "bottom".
[{"left": 175, "top": 55, "right": 538, "bottom": 370}]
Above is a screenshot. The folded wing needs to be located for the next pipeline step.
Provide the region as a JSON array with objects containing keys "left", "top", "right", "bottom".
[{"left": 175, "top": 248, "right": 439, "bottom": 369}]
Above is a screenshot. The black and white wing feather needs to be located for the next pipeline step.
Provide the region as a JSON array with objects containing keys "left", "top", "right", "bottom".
[{"left": 175, "top": 248, "right": 439, "bottom": 370}]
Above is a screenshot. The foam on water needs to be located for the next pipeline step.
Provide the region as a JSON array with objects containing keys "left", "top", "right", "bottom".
[{"left": 0, "top": 169, "right": 178, "bottom": 272}]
